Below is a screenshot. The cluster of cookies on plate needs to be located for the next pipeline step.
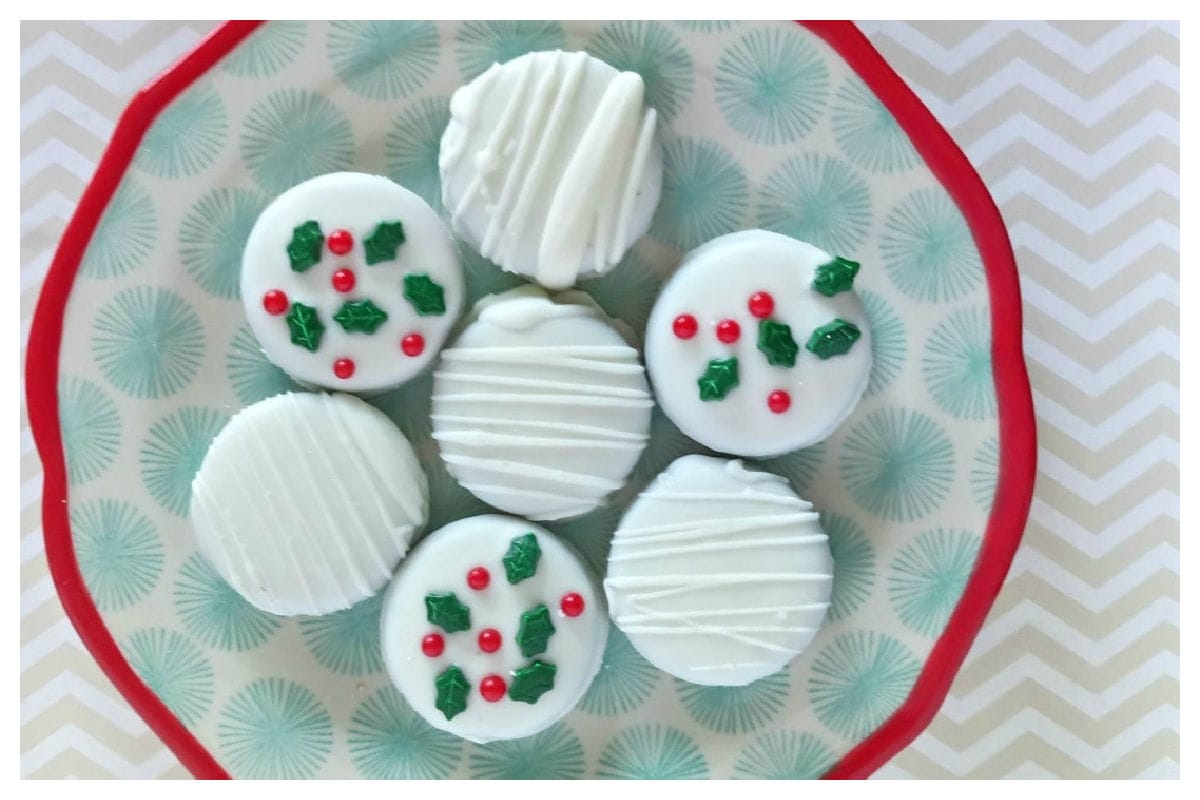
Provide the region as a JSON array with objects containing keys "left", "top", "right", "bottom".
[{"left": 190, "top": 50, "right": 873, "bottom": 745}]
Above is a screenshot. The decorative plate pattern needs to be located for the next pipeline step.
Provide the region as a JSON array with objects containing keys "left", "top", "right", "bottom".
[{"left": 45, "top": 21, "right": 1011, "bottom": 778}]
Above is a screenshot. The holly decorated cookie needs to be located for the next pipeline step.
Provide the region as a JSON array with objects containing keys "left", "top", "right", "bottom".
[
  {"left": 241, "top": 172, "right": 464, "bottom": 392},
  {"left": 381, "top": 515, "right": 607, "bottom": 743},
  {"left": 644, "top": 229, "right": 873, "bottom": 457},
  {"left": 190, "top": 392, "right": 429, "bottom": 616},
  {"left": 440, "top": 50, "right": 663, "bottom": 289},
  {"left": 431, "top": 285, "right": 653, "bottom": 520}
]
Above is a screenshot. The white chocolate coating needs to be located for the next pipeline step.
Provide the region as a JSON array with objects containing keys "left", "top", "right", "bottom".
[
  {"left": 381, "top": 515, "right": 607, "bottom": 743},
  {"left": 431, "top": 286, "right": 653, "bottom": 520},
  {"left": 439, "top": 50, "right": 663, "bottom": 289},
  {"left": 190, "top": 392, "right": 428, "bottom": 617},
  {"left": 605, "top": 455, "right": 833, "bottom": 686},
  {"left": 645, "top": 230, "right": 873, "bottom": 457},
  {"left": 241, "top": 172, "right": 464, "bottom": 392}
]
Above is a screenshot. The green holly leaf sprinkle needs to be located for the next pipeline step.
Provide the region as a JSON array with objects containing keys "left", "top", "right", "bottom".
[
  {"left": 502, "top": 533, "right": 541, "bottom": 585},
  {"left": 364, "top": 220, "right": 406, "bottom": 265},
  {"left": 757, "top": 319, "right": 799, "bottom": 367},
  {"left": 508, "top": 660, "right": 556, "bottom": 705},
  {"left": 516, "top": 604, "right": 556, "bottom": 658},
  {"left": 425, "top": 592, "right": 471, "bottom": 633},
  {"left": 287, "top": 220, "right": 324, "bottom": 271},
  {"left": 333, "top": 299, "right": 389, "bottom": 334},
  {"left": 403, "top": 273, "right": 446, "bottom": 316},
  {"left": 812, "top": 256, "right": 860, "bottom": 296},
  {"left": 285, "top": 302, "right": 324, "bottom": 352},
  {"left": 697, "top": 357, "right": 739, "bottom": 401},
  {"left": 434, "top": 665, "right": 470, "bottom": 720},
  {"left": 806, "top": 318, "right": 862, "bottom": 359}
]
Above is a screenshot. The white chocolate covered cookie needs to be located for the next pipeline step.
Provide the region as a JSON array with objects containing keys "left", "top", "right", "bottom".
[
  {"left": 605, "top": 455, "right": 834, "bottom": 686},
  {"left": 439, "top": 50, "right": 663, "bottom": 290},
  {"left": 189, "top": 392, "right": 428, "bottom": 617},
  {"left": 431, "top": 285, "right": 653, "bottom": 520},
  {"left": 381, "top": 515, "right": 607, "bottom": 743},
  {"left": 241, "top": 172, "right": 464, "bottom": 392},
  {"left": 644, "top": 229, "right": 873, "bottom": 457}
]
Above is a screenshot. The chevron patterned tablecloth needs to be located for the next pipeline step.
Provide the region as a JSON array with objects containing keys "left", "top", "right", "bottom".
[{"left": 19, "top": 21, "right": 1180, "bottom": 779}]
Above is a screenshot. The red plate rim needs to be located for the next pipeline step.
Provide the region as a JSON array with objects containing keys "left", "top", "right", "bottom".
[{"left": 25, "top": 20, "right": 1037, "bottom": 780}]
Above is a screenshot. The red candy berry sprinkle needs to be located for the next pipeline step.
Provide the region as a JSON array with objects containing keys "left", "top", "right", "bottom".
[
  {"left": 748, "top": 291, "right": 775, "bottom": 319},
  {"left": 560, "top": 592, "right": 585, "bottom": 617},
  {"left": 478, "top": 628, "right": 502, "bottom": 653},
  {"left": 673, "top": 314, "right": 698, "bottom": 340},
  {"left": 333, "top": 358, "right": 355, "bottom": 379},
  {"left": 480, "top": 675, "right": 507, "bottom": 702},
  {"left": 768, "top": 390, "right": 792, "bottom": 414},
  {"left": 716, "top": 319, "right": 741, "bottom": 343},
  {"left": 421, "top": 633, "right": 444, "bottom": 657},
  {"left": 328, "top": 229, "right": 354, "bottom": 255},
  {"left": 467, "top": 566, "right": 490, "bottom": 590},
  {"left": 401, "top": 333, "right": 425, "bottom": 357},
  {"left": 331, "top": 268, "right": 356, "bottom": 293},
  {"left": 262, "top": 290, "right": 289, "bottom": 316}
]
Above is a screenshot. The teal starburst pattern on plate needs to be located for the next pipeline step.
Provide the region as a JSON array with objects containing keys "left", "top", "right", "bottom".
[
  {"left": 824, "top": 512, "right": 875, "bottom": 621},
  {"left": 839, "top": 407, "right": 955, "bottom": 522},
  {"left": 859, "top": 289, "right": 907, "bottom": 397},
  {"left": 675, "top": 21, "right": 739, "bottom": 33},
  {"left": 650, "top": 137, "right": 748, "bottom": 251},
  {"left": 808, "top": 631, "right": 920, "bottom": 741},
  {"left": 732, "top": 730, "right": 835, "bottom": 779},
  {"left": 328, "top": 21, "right": 439, "bottom": 100},
  {"left": 179, "top": 187, "right": 268, "bottom": 299},
  {"left": 468, "top": 721, "right": 584, "bottom": 779},
  {"left": 832, "top": 75, "right": 919, "bottom": 174},
  {"left": 57, "top": 377, "right": 120, "bottom": 485},
  {"left": 544, "top": 504, "right": 621, "bottom": 574},
  {"left": 676, "top": 669, "right": 789, "bottom": 734},
  {"left": 596, "top": 724, "right": 708, "bottom": 779},
  {"left": 298, "top": 592, "right": 384, "bottom": 675},
  {"left": 922, "top": 306, "right": 996, "bottom": 420},
  {"left": 577, "top": 249, "right": 662, "bottom": 335},
  {"left": 425, "top": 456, "right": 494, "bottom": 532},
  {"left": 80, "top": 178, "right": 157, "bottom": 280},
  {"left": 455, "top": 20, "right": 567, "bottom": 81},
  {"left": 384, "top": 96, "right": 450, "bottom": 212},
  {"left": 578, "top": 627, "right": 661, "bottom": 716},
  {"left": 71, "top": 499, "right": 162, "bottom": 612},
  {"left": 140, "top": 407, "right": 229, "bottom": 517},
  {"left": 225, "top": 324, "right": 298, "bottom": 406},
  {"left": 889, "top": 528, "right": 981, "bottom": 637},
  {"left": 367, "top": 368, "right": 434, "bottom": 446},
  {"left": 134, "top": 84, "right": 227, "bottom": 178},
  {"left": 240, "top": 89, "right": 354, "bottom": 194},
  {"left": 121, "top": 628, "right": 214, "bottom": 726},
  {"left": 218, "top": 678, "right": 332, "bottom": 779},
  {"left": 348, "top": 686, "right": 463, "bottom": 779},
  {"left": 175, "top": 552, "right": 282, "bottom": 651},
  {"left": 627, "top": 406, "right": 708, "bottom": 498},
  {"left": 881, "top": 187, "right": 983, "bottom": 303},
  {"left": 460, "top": 241, "right": 527, "bottom": 306},
  {"left": 92, "top": 286, "right": 203, "bottom": 398},
  {"left": 586, "top": 21, "right": 694, "bottom": 122},
  {"left": 750, "top": 441, "right": 826, "bottom": 496},
  {"left": 715, "top": 26, "right": 829, "bottom": 145},
  {"left": 220, "top": 21, "right": 306, "bottom": 78},
  {"left": 756, "top": 154, "right": 871, "bottom": 255},
  {"left": 970, "top": 436, "right": 999, "bottom": 511}
]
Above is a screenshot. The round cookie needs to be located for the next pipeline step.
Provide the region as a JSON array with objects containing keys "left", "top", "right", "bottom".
[
  {"left": 440, "top": 49, "right": 663, "bottom": 290},
  {"left": 241, "top": 172, "right": 464, "bottom": 392},
  {"left": 190, "top": 392, "right": 428, "bottom": 617},
  {"left": 604, "top": 454, "right": 833, "bottom": 686},
  {"left": 381, "top": 515, "right": 607, "bottom": 743},
  {"left": 431, "top": 285, "right": 653, "bottom": 520},
  {"left": 644, "top": 229, "right": 873, "bottom": 457}
]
